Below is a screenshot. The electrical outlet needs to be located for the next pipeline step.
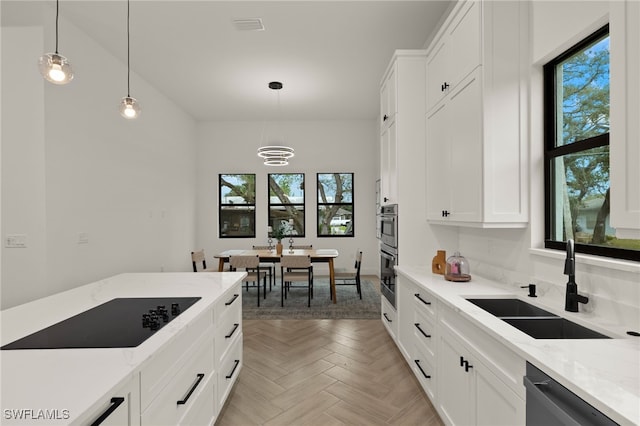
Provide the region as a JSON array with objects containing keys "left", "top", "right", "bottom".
[{"left": 5, "top": 234, "right": 27, "bottom": 248}]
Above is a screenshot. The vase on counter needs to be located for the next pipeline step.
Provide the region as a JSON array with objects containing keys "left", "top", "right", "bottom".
[{"left": 276, "top": 241, "right": 283, "bottom": 255}]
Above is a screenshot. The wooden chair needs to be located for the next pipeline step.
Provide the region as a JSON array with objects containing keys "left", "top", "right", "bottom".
[
  {"left": 291, "top": 244, "right": 313, "bottom": 249},
  {"left": 229, "top": 255, "right": 267, "bottom": 307},
  {"left": 252, "top": 245, "right": 276, "bottom": 290},
  {"left": 280, "top": 255, "right": 313, "bottom": 307},
  {"left": 334, "top": 250, "right": 363, "bottom": 299},
  {"left": 191, "top": 249, "right": 216, "bottom": 272}
]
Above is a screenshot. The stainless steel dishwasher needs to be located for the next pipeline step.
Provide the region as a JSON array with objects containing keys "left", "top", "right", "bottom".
[{"left": 523, "top": 362, "right": 619, "bottom": 425}]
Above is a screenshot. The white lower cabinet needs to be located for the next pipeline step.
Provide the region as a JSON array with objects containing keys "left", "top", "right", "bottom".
[
  {"left": 381, "top": 296, "right": 398, "bottom": 340},
  {"left": 79, "top": 375, "right": 140, "bottom": 426}
]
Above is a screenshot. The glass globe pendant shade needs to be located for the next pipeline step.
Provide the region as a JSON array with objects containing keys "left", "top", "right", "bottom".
[
  {"left": 38, "top": 53, "right": 73, "bottom": 85},
  {"left": 119, "top": 96, "right": 141, "bottom": 119}
]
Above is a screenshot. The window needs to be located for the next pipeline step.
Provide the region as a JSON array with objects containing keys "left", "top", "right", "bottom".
[
  {"left": 268, "top": 173, "right": 305, "bottom": 237},
  {"left": 544, "top": 25, "right": 639, "bottom": 261},
  {"left": 317, "top": 173, "right": 354, "bottom": 237},
  {"left": 219, "top": 174, "right": 256, "bottom": 238}
]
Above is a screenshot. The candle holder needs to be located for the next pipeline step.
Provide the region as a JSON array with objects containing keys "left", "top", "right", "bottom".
[{"left": 288, "top": 237, "right": 294, "bottom": 252}]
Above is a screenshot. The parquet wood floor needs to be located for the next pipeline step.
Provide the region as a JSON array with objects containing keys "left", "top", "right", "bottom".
[{"left": 216, "top": 319, "right": 444, "bottom": 426}]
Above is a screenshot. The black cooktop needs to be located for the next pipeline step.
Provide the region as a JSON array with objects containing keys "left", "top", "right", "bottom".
[{"left": 1, "top": 297, "right": 201, "bottom": 350}]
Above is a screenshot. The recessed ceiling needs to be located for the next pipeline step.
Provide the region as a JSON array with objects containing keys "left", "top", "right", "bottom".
[{"left": 1, "top": 1, "right": 453, "bottom": 121}]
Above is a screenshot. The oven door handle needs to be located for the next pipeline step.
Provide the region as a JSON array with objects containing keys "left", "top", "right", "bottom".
[{"left": 380, "top": 251, "right": 396, "bottom": 262}]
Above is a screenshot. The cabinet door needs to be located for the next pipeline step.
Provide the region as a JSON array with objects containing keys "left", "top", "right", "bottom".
[
  {"left": 447, "top": 0, "right": 481, "bottom": 90},
  {"left": 610, "top": 0, "right": 640, "bottom": 235},
  {"left": 446, "top": 69, "right": 482, "bottom": 223},
  {"left": 426, "top": 101, "right": 449, "bottom": 221},
  {"left": 396, "top": 276, "right": 416, "bottom": 361},
  {"left": 82, "top": 377, "right": 140, "bottom": 426},
  {"left": 426, "top": 40, "right": 448, "bottom": 113},
  {"left": 380, "top": 121, "right": 398, "bottom": 205},
  {"left": 437, "top": 331, "right": 474, "bottom": 426},
  {"left": 475, "top": 363, "right": 525, "bottom": 426},
  {"left": 380, "top": 66, "right": 397, "bottom": 130}
]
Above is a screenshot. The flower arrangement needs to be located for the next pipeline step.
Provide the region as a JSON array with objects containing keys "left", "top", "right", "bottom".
[{"left": 270, "top": 223, "right": 288, "bottom": 242}]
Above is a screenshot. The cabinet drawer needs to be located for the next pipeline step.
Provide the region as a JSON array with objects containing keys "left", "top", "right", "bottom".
[
  {"left": 141, "top": 337, "right": 214, "bottom": 425},
  {"left": 413, "top": 289, "right": 436, "bottom": 319},
  {"left": 178, "top": 374, "right": 215, "bottom": 426},
  {"left": 381, "top": 297, "right": 397, "bottom": 339},
  {"left": 439, "top": 304, "right": 525, "bottom": 398},
  {"left": 140, "top": 308, "right": 214, "bottom": 410},
  {"left": 413, "top": 308, "right": 436, "bottom": 362},
  {"left": 77, "top": 375, "right": 140, "bottom": 426},
  {"left": 214, "top": 284, "right": 242, "bottom": 324},
  {"left": 412, "top": 343, "right": 436, "bottom": 401},
  {"left": 215, "top": 306, "right": 242, "bottom": 364},
  {"left": 218, "top": 332, "right": 243, "bottom": 409}
]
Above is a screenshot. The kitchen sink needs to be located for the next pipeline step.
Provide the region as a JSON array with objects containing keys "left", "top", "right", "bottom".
[
  {"left": 466, "top": 298, "right": 610, "bottom": 339},
  {"left": 466, "top": 298, "right": 557, "bottom": 318},
  {"left": 503, "top": 318, "right": 610, "bottom": 339}
]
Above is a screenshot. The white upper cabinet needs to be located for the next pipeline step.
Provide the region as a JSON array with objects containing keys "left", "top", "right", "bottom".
[
  {"left": 610, "top": 0, "right": 640, "bottom": 237},
  {"left": 379, "top": 50, "right": 427, "bottom": 207},
  {"left": 425, "top": 0, "right": 529, "bottom": 227},
  {"left": 426, "top": 1, "right": 481, "bottom": 113}
]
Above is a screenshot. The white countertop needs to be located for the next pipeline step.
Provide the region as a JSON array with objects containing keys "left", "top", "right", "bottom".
[
  {"left": 397, "top": 265, "right": 640, "bottom": 426},
  {"left": 0, "top": 272, "right": 246, "bottom": 425}
]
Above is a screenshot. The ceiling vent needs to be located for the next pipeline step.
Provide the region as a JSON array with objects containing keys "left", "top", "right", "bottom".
[{"left": 232, "top": 18, "right": 264, "bottom": 31}]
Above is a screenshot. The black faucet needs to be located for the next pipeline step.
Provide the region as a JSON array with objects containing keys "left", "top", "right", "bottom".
[{"left": 564, "top": 239, "right": 589, "bottom": 312}]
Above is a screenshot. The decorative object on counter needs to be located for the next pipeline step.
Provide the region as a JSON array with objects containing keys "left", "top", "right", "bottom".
[
  {"left": 444, "top": 251, "right": 471, "bottom": 282},
  {"left": 39, "top": 0, "right": 74, "bottom": 85},
  {"left": 257, "top": 81, "right": 295, "bottom": 166},
  {"left": 432, "top": 250, "right": 446, "bottom": 275},
  {"left": 119, "top": 0, "right": 141, "bottom": 119},
  {"left": 270, "top": 223, "right": 287, "bottom": 255}
]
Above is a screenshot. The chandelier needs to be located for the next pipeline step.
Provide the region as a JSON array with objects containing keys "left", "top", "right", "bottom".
[{"left": 257, "top": 81, "right": 294, "bottom": 166}]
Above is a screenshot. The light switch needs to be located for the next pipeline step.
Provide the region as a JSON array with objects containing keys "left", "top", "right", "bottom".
[
  {"left": 6, "top": 234, "right": 27, "bottom": 248},
  {"left": 78, "top": 232, "right": 89, "bottom": 244}
]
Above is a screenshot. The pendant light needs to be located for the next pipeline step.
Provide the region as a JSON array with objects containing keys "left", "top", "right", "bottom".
[
  {"left": 257, "top": 82, "right": 294, "bottom": 166},
  {"left": 119, "top": 0, "right": 141, "bottom": 119},
  {"left": 38, "top": 0, "right": 74, "bottom": 85}
]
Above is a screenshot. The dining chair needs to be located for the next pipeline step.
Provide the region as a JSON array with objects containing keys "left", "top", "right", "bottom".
[
  {"left": 252, "top": 245, "right": 276, "bottom": 290},
  {"left": 229, "top": 255, "right": 267, "bottom": 307},
  {"left": 280, "top": 255, "right": 313, "bottom": 307},
  {"left": 334, "top": 250, "right": 363, "bottom": 299},
  {"left": 191, "top": 249, "right": 216, "bottom": 272},
  {"left": 291, "top": 244, "right": 313, "bottom": 249}
]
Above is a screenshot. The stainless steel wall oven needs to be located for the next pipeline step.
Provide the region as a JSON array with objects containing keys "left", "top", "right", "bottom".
[{"left": 380, "top": 204, "right": 398, "bottom": 307}]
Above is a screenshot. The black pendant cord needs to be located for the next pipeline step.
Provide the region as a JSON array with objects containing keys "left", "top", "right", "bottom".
[
  {"left": 126, "top": 0, "right": 131, "bottom": 97},
  {"left": 54, "top": 0, "right": 59, "bottom": 54}
]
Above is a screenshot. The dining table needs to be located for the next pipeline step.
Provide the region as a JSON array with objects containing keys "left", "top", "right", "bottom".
[{"left": 214, "top": 248, "right": 340, "bottom": 303}]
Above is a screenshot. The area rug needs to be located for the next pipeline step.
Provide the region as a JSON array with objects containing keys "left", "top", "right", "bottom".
[{"left": 241, "top": 279, "right": 381, "bottom": 320}]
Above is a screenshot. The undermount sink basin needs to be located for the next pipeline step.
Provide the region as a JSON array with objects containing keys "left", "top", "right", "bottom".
[
  {"left": 466, "top": 298, "right": 556, "bottom": 317},
  {"left": 503, "top": 318, "right": 610, "bottom": 339},
  {"left": 466, "top": 298, "right": 610, "bottom": 339}
]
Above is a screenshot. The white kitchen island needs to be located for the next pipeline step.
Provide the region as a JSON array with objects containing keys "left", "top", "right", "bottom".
[{"left": 0, "top": 272, "right": 245, "bottom": 425}]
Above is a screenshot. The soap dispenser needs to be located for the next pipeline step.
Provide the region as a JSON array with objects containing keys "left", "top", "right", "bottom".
[{"left": 444, "top": 251, "right": 471, "bottom": 282}]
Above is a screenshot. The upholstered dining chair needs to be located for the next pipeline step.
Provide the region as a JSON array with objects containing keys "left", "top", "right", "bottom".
[
  {"left": 334, "top": 250, "right": 363, "bottom": 299},
  {"left": 229, "top": 255, "right": 267, "bottom": 307},
  {"left": 280, "top": 255, "right": 313, "bottom": 307},
  {"left": 191, "top": 249, "right": 216, "bottom": 272},
  {"left": 252, "top": 245, "right": 276, "bottom": 290}
]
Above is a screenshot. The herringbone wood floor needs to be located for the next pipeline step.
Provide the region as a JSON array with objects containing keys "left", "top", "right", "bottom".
[{"left": 216, "top": 319, "right": 444, "bottom": 426}]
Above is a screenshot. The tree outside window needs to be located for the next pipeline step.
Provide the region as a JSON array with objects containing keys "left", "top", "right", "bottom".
[
  {"left": 219, "top": 174, "right": 256, "bottom": 238},
  {"left": 317, "top": 173, "right": 353, "bottom": 237},
  {"left": 544, "top": 25, "right": 639, "bottom": 260},
  {"left": 268, "top": 173, "right": 305, "bottom": 237}
]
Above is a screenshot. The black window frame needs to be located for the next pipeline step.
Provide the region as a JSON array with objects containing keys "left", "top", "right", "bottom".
[
  {"left": 543, "top": 24, "right": 637, "bottom": 261},
  {"left": 268, "top": 173, "right": 306, "bottom": 238},
  {"left": 218, "top": 173, "right": 257, "bottom": 238},
  {"left": 317, "top": 172, "right": 354, "bottom": 238}
]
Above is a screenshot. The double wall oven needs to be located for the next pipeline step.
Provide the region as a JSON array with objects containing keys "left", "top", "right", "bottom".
[{"left": 379, "top": 204, "right": 398, "bottom": 307}]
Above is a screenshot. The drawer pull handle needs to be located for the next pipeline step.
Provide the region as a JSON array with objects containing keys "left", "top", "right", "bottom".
[
  {"left": 414, "top": 360, "right": 431, "bottom": 379},
  {"left": 225, "top": 323, "right": 240, "bottom": 339},
  {"left": 414, "top": 293, "right": 431, "bottom": 305},
  {"left": 383, "top": 313, "right": 392, "bottom": 323},
  {"left": 90, "top": 397, "right": 125, "bottom": 426},
  {"left": 414, "top": 323, "right": 431, "bottom": 338},
  {"left": 226, "top": 360, "right": 240, "bottom": 379},
  {"left": 177, "top": 373, "right": 205, "bottom": 405},
  {"left": 225, "top": 294, "right": 239, "bottom": 306}
]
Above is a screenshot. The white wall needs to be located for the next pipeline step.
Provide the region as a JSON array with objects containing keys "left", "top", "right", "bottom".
[
  {"left": 449, "top": 1, "right": 639, "bottom": 328},
  {"left": 195, "top": 120, "right": 380, "bottom": 276},
  {"left": 1, "top": 13, "right": 198, "bottom": 309}
]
